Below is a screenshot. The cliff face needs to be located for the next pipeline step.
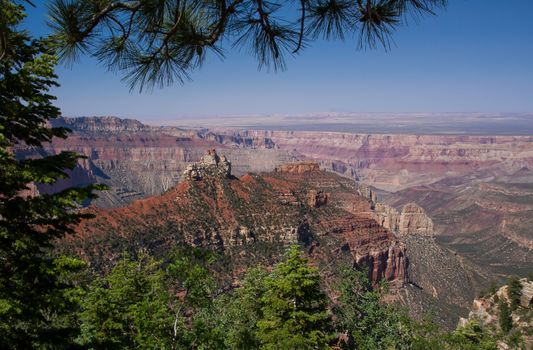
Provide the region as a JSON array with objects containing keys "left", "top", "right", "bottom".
[
  {"left": 66, "top": 153, "right": 408, "bottom": 289},
  {"left": 372, "top": 202, "right": 434, "bottom": 238},
  {"left": 353, "top": 184, "right": 491, "bottom": 327},
  {"left": 217, "top": 129, "right": 533, "bottom": 191},
  {"left": 383, "top": 175, "right": 533, "bottom": 278},
  {"left": 52, "top": 116, "right": 149, "bottom": 132}
]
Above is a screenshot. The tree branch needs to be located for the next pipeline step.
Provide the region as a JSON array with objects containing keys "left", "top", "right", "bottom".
[
  {"left": 293, "top": 0, "right": 306, "bottom": 54},
  {"left": 256, "top": 0, "right": 279, "bottom": 58},
  {"left": 79, "top": 1, "right": 142, "bottom": 40}
]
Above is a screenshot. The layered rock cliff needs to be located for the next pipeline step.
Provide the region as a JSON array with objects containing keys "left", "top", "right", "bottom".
[
  {"left": 354, "top": 184, "right": 492, "bottom": 328},
  {"left": 372, "top": 202, "right": 434, "bottom": 238},
  {"left": 26, "top": 117, "right": 300, "bottom": 207},
  {"left": 65, "top": 153, "right": 408, "bottom": 289},
  {"left": 216, "top": 129, "right": 533, "bottom": 191}
]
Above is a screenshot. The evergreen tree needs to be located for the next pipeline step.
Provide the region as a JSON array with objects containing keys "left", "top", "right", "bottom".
[
  {"left": 257, "top": 245, "right": 334, "bottom": 349},
  {"left": 77, "top": 254, "right": 174, "bottom": 349},
  {"left": 77, "top": 250, "right": 218, "bottom": 349},
  {"left": 0, "top": 1, "right": 101, "bottom": 348},
  {"left": 507, "top": 276, "right": 522, "bottom": 311},
  {"left": 498, "top": 299, "right": 512, "bottom": 334},
  {"left": 448, "top": 319, "right": 497, "bottom": 350},
  {"left": 333, "top": 266, "right": 414, "bottom": 349},
  {"left": 214, "top": 266, "right": 268, "bottom": 349}
]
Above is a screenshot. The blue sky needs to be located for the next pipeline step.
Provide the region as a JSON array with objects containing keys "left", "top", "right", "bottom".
[{"left": 25, "top": 1, "right": 533, "bottom": 120}]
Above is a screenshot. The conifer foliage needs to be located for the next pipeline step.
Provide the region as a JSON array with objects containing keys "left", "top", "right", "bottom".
[
  {"left": 0, "top": 1, "right": 102, "bottom": 347},
  {"left": 47, "top": 0, "right": 447, "bottom": 90},
  {"left": 257, "top": 245, "right": 334, "bottom": 349}
]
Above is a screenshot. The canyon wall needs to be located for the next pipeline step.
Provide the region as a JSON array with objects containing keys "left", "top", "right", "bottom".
[
  {"left": 217, "top": 129, "right": 533, "bottom": 191},
  {"left": 27, "top": 117, "right": 300, "bottom": 207}
]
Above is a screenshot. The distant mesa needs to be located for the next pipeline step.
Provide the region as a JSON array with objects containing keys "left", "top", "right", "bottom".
[
  {"left": 276, "top": 161, "right": 321, "bottom": 174},
  {"left": 183, "top": 149, "right": 232, "bottom": 180}
]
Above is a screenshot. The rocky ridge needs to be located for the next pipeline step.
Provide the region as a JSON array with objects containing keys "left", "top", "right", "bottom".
[
  {"left": 354, "top": 183, "right": 492, "bottom": 328},
  {"left": 356, "top": 185, "right": 434, "bottom": 237},
  {"left": 66, "top": 151, "right": 408, "bottom": 289}
]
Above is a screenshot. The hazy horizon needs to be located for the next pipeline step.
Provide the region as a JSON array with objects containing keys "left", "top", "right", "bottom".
[{"left": 62, "top": 112, "right": 533, "bottom": 136}]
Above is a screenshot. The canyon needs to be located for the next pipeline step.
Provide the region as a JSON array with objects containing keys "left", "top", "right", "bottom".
[{"left": 21, "top": 116, "right": 533, "bottom": 327}]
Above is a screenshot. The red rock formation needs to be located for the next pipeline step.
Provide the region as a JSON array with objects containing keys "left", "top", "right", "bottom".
[{"left": 68, "top": 152, "right": 408, "bottom": 288}]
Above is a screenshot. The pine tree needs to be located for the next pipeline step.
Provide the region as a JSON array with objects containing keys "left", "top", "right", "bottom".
[
  {"left": 214, "top": 266, "right": 268, "bottom": 349},
  {"left": 334, "top": 266, "right": 413, "bottom": 349},
  {"left": 257, "top": 245, "right": 334, "bottom": 349},
  {"left": 77, "top": 250, "right": 219, "bottom": 349},
  {"left": 450, "top": 319, "right": 498, "bottom": 350},
  {"left": 77, "top": 254, "right": 175, "bottom": 349},
  {"left": 46, "top": 0, "right": 447, "bottom": 90},
  {"left": 0, "top": 1, "right": 102, "bottom": 347},
  {"left": 507, "top": 276, "right": 522, "bottom": 311},
  {"left": 498, "top": 299, "right": 512, "bottom": 334}
]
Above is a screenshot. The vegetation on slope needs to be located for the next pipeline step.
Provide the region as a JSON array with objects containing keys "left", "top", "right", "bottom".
[{"left": 64, "top": 245, "right": 506, "bottom": 350}]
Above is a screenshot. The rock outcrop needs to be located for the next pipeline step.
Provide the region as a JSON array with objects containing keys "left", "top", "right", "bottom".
[
  {"left": 459, "top": 279, "right": 533, "bottom": 348},
  {"left": 373, "top": 203, "right": 401, "bottom": 233},
  {"left": 307, "top": 190, "right": 329, "bottom": 208},
  {"left": 521, "top": 281, "right": 533, "bottom": 308},
  {"left": 183, "top": 149, "right": 231, "bottom": 180},
  {"left": 357, "top": 186, "right": 434, "bottom": 238},
  {"left": 397, "top": 203, "right": 434, "bottom": 237}
]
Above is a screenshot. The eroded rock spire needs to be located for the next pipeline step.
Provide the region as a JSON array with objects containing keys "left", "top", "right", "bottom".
[{"left": 183, "top": 149, "right": 232, "bottom": 180}]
